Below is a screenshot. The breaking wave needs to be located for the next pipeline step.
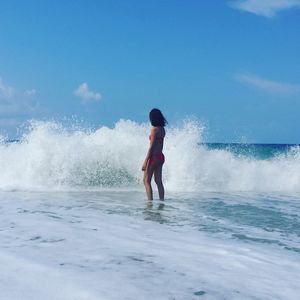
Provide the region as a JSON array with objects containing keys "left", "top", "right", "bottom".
[{"left": 0, "top": 119, "right": 299, "bottom": 192}]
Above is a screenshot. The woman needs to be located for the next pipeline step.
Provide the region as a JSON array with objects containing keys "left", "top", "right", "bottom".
[{"left": 142, "top": 108, "right": 167, "bottom": 200}]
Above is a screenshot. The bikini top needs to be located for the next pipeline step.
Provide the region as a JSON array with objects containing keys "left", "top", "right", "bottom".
[{"left": 149, "top": 135, "right": 164, "bottom": 143}]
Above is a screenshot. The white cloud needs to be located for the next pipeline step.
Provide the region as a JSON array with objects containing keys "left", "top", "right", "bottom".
[
  {"left": 24, "top": 89, "right": 37, "bottom": 96},
  {"left": 235, "top": 73, "right": 300, "bottom": 95},
  {"left": 0, "top": 77, "right": 38, "bottom": 116},
  {"left": 228, "top": 0, "right": 300, "bottom": 17},
  {"left": 74, "top": 82, "right": 102, "bottom": 103},
  {"left": 0, "top": 77, "right": 40, "bottom": 136},
  {"left": 0, "top": 99, "right": 37, "bottom": 117},
  {"left": 0, "top": 77, "right": 15, "bottom": 100}
]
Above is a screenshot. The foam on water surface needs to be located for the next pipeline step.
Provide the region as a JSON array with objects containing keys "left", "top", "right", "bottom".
[{"left": 0, "top": 191, "right": 300, "bottom": 299}]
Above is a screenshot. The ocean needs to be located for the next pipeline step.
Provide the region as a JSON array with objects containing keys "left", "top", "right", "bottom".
[{"left": 0, "top": 120, "right": 299, "bottom": 299}]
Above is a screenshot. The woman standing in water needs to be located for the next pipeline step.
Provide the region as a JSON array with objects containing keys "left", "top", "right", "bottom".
[{"left": 142, "top": 108, "right": 167, "bottom": 200}]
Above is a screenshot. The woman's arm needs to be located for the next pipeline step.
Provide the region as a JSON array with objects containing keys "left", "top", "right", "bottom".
[{"left": 142, "top": 127, "right": 158, "bottom": 171}]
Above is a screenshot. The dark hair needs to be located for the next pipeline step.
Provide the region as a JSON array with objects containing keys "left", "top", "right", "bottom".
[{"left": 149, "top": 108, "right": 167, "bottom": 127}]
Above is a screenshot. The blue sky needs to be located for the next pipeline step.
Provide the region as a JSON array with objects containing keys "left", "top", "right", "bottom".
[{"left": 0, "top": 0, "right": 299, "bottom": 143}]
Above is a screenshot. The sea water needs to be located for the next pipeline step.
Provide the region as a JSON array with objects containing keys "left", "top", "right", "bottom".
[{"left": 0, "top": 120, "right": 299, "bottom": 300}]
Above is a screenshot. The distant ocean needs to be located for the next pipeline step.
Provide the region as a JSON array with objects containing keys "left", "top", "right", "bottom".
[{"left": 0, "top": 120, "right": 299, "bottom": 299}]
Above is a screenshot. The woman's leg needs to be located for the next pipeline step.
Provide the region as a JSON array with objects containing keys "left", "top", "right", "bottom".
[
  {"left": 154, "top": 164, "right": 164, "bottom": 200},
  {"left": 144, "top": 162, "right": 156, "bottom": 200}
]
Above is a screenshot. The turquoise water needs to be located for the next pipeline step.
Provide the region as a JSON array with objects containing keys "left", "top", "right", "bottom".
[{"left": 205, "top": 143, "right": 299, "bottom": 159}]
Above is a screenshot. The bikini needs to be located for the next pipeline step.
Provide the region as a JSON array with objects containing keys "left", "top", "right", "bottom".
[{"left": 148, "top": 135, "right": 165, "bottom": 166}]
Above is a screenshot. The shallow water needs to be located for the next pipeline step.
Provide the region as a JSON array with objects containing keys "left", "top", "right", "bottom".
[{"left": 1, "top": 190, "right": 299, "bottom": 299}]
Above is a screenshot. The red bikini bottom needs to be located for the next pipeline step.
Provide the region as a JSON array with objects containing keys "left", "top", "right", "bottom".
[{"left": 149, "top": 152, "right": 165, "bottom": 166}]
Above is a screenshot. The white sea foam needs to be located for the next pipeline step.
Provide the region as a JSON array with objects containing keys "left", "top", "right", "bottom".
[
  {"left": 0, "top": 191, "right": 300, "bottom": 300},
  {"left": 0, "top": 119, "right": 300, "bottom": 192}
]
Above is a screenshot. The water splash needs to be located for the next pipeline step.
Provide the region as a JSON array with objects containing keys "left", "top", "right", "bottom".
[{"left": 0, "top": 119, "right": 300, "bottom": 192}]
